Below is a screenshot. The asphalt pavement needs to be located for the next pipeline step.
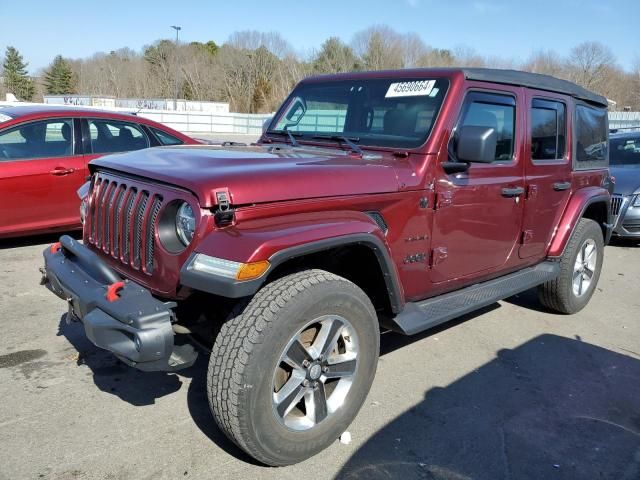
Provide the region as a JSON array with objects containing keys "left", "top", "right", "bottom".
[{"left": 0, "top": 234, "right": 638, "bottom": 480}]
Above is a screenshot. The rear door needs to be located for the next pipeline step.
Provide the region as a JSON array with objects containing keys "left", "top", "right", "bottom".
[
  {"left": 81, "top": 118, "right": 151, "bottom": 165},
  {"left": 519, "top": 93, "right": 572, "bottom": 259},
  {"left": 0, "top": 117, "right": 85, "bottom": 236},
  {"left": 430, "top": 88, "right": 526, "bottom": 283}
]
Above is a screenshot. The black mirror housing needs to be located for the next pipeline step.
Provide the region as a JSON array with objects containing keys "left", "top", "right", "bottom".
[{"left": 456, "top": 126, "right": 497, "bottom": 163}]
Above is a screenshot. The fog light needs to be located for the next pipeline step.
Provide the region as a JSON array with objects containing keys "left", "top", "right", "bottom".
[{"left": 134, "top": 336, "right": 141, "bottom": 352}]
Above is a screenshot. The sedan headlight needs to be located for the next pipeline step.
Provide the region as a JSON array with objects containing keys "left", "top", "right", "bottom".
[
  {"left": 176, "top": 202, "right": 196, "bottom": 246},
  {"left": 633, "top": 195, "right": 640, "bottom": 208}
]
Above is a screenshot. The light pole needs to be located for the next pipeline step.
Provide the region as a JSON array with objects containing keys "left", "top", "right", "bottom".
[{"left": 170, "top": 25, "right": 181, "bottom": 110}]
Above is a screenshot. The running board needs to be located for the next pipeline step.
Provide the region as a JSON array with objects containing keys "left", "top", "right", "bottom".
[{"left": 388, "top": 262, "right": 560, "bottom": 336}]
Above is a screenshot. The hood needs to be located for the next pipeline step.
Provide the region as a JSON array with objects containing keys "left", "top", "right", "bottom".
[
  {"left": 90, "top": 145, "right": 403, "bottom": 207},
  {"left": 610, "top": 165, "right": 640, "bottom": 195}
]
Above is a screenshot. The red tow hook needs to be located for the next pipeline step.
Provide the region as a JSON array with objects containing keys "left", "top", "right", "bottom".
[
  {"left": 106, "top": 281, "right": 126, "bottom": 302},
  {"left": 50, "top": 242, "right": 61, "bottom": 254}
]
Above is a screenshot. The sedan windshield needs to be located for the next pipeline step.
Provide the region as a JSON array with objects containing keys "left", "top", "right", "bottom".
[
  {"left": 610, "top": 135, "right": 640, "bottom": 165},
  {"left": 270, "top": 78, "right": 449, "bottom": 149}
]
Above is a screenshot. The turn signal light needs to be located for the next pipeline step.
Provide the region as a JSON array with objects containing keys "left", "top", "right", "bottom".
[{"left": 236, "top": 260, "right": 270, "bottom": 281}]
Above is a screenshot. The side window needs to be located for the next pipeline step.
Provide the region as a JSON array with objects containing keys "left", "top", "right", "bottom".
[
  {"left": 460, "top": 94, "right": 516, "bottom": 161},
  {"left": 0, "top": 119, "right": 73, "bottom": 161},
  {"left": 575, "top": 105, "right": 608, "bottom": 167},
  {"left": 531, "top": 99, "right": 566, "bottom": 160},
  {"left": 88, "top": 119, "right": 149, "bottom": 154},
  {"left": 151, "top": 127, "right": 184, "bottom": 146}
]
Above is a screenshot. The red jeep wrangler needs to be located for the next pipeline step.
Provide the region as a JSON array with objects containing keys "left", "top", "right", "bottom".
[{"left": 42, "top": 68, "right": 612, "bottom": 466}]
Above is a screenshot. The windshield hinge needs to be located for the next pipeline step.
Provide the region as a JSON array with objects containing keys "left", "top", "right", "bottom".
[{"left": 214, "top": 188, "right": 231, "bottom": 212}]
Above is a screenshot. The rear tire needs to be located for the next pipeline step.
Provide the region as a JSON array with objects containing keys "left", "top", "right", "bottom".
[
  {"left": 207, "top": 269, "right": 379, "bottom": 466},
  {"left": 538, "top": 218, "right": 604, "bottom": 314}
]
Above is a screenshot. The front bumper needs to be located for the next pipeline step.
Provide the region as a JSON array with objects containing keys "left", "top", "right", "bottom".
[
  {"left": 612, "top": 195, "right": 640, "bottom": 238},
  {"left": 42, "top": 235, "right": 196, "bottom": 371}
]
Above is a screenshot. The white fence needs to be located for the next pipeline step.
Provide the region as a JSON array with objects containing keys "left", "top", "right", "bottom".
[
  {"left": 2, "top": 100, "right": 640, "bottom": 135},
  {"left": 609, "top": 112, "right": 640, "bottom": 130},
  {"left": 136, "top": 110, "right": 272, "bottom": 135}
]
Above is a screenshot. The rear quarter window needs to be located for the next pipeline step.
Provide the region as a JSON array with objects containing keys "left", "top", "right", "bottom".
[{"left": 574, "top": 105, "right": 608, "bottom": 169}]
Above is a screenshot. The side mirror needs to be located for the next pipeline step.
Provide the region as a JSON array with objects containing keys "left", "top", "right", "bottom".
[{"left": 456, "top": 126, "right": 497, "bottom": 163}]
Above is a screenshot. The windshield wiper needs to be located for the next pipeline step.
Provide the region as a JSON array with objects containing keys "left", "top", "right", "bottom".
[
  {"left": 312, "top": 135, "right": 362, "bottom": 156},
  {"left": 265, "top": 129, "right": 301, "bottom": 147}
]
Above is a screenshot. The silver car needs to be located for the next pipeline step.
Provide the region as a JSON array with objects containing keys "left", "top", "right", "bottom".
[{"left": 610, "top": 131, "right": 640, "bottom": 238}]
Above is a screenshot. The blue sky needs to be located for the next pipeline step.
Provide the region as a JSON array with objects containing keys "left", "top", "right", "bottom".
[{"left": 1, "top": 0, "right": 638, "bottom": 73}]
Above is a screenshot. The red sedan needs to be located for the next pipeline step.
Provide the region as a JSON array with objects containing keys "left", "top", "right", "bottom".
[{"left": 0, "top": 106, "right": 199, "bottom": 239}]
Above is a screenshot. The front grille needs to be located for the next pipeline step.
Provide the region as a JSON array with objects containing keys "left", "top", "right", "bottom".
[
  {"left": 88, "top": 174, "right": 162, "bottom": 274},
  {"left": 611, "top": 195, "right": 624, "bottom": 216}
]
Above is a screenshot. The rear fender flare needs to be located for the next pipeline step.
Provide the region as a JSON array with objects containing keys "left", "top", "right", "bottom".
[{"left": 547, "top": 187, "right": 611, "bottom": 258}]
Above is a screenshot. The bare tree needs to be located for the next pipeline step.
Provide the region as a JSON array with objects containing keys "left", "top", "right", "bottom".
[
  {"left": 568, "top": 41, "right": 616, "bottom": 91},
  {"left": 352, "top": 26, "right": 405, "bottom": 70}
]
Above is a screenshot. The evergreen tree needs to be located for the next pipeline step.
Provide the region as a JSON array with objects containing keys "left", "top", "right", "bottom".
[
  {"left": 44, "top": 55, "right": 76, "bottom": 94},
  {"left": 2, "top": 46, "right": 35, "bottom": 101}
]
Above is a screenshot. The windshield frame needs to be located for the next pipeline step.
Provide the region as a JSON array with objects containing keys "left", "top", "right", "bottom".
[{"left": 266, "top": 76, "right": 451, "bottom": 152}]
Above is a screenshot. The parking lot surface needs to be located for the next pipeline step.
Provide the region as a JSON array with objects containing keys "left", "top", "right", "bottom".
[{"left": 0, "top": 235, "right": 638, "bottom": 480}]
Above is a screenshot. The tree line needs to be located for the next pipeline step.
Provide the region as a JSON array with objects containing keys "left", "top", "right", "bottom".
[{"left": 2, "top": 25, "right": 639, "bottom": 112}]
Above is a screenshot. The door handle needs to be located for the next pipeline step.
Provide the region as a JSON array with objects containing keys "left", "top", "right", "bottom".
[
  {"left": 553, "top": 181, "right": 571, "bottom": 191},
  {"left": 501, "top": 187, "right": 525, "bottom": 197},
  {"left": 50, "top": 167, "right": 75, "bottom": 176}
]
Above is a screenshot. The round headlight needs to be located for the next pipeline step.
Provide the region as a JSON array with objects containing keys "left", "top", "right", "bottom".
[{"left": 176, "top": 202, "right": 196, "bottom": 246}]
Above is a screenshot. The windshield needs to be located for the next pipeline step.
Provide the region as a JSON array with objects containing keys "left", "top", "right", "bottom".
[
  {"left": 270, "top": 78, "right": 449, "bottom": 149},
  {"left": 610, "top": 135, "right": 640, "bottom": 165}
]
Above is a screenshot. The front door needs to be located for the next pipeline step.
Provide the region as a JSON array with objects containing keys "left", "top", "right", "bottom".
[
  {"left": 0, "top": 117, "right": 86, "bottom": 236},
  {"left": 430, "top": 89, "right": 525, "bottom": 284}
]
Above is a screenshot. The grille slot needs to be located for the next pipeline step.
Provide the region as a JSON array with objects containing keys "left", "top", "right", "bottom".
[
  {"left": 611, "top": 195, "right": 624, "bottom": 216},
  {"left": 88, "top": 173, "right": 163, "bottom": 275}
]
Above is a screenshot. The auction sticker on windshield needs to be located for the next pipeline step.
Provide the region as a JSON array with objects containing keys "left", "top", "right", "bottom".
[{"left": 386, "top": 80, "right": 436, "bottom": 98}]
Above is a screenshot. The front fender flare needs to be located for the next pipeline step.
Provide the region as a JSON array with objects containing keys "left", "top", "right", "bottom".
[{"left": 180, "top": 212, "right": 404, "bottom": 312}]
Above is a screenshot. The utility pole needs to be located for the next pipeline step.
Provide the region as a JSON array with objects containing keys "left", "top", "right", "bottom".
[{"left": 170, "top": 25, "right": 182, "bottom": 110}]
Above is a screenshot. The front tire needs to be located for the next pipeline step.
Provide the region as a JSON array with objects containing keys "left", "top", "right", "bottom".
[
  {"left": 538, "top": 218, "right": 604, "bottom": 314},
  {"left": 207, "top": 269, "right": 379, "bottom": 466}
]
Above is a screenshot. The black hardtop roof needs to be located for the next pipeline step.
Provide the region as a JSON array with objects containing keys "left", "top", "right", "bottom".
[{"left": 305, "top": 68, "right": 608, "bottom": 108}]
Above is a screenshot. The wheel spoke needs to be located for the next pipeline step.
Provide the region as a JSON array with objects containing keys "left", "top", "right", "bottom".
[
  {"left": 324, "top": 358, "right": 357, "bottom": 379},
  {"left": 309, "top": 317, "right": 344, "bottom": 360},
  {"left": 572, "top": 271, "right": 582, "bottom": 294},
  {"left": 584, "top": 266, "right": 594, "bottom": 279},
  {"left": 274, "top": 370, "right": 306, "bottom": 417},
  {"left": 306, "top": 383, "right": 328, "bottom": 424},
  {"left": 284, "top": 339, "right": 312, "bottom": 369},
  {"left": 578, "top": 274, "right": 585, "bottom": 295}
]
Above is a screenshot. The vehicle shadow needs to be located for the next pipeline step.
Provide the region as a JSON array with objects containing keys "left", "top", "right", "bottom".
[
  {"left": 336, "top": 334, "right": 640, "bottom": 480},
  {"left": 0, "top": 230, "right": 81, "bottom": 250},
  {"left": 56, "top": 313, "right": 256, "bottom": 463},
  {"left": 609, "top": 237, "right": 640, "bottom": 248}
]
